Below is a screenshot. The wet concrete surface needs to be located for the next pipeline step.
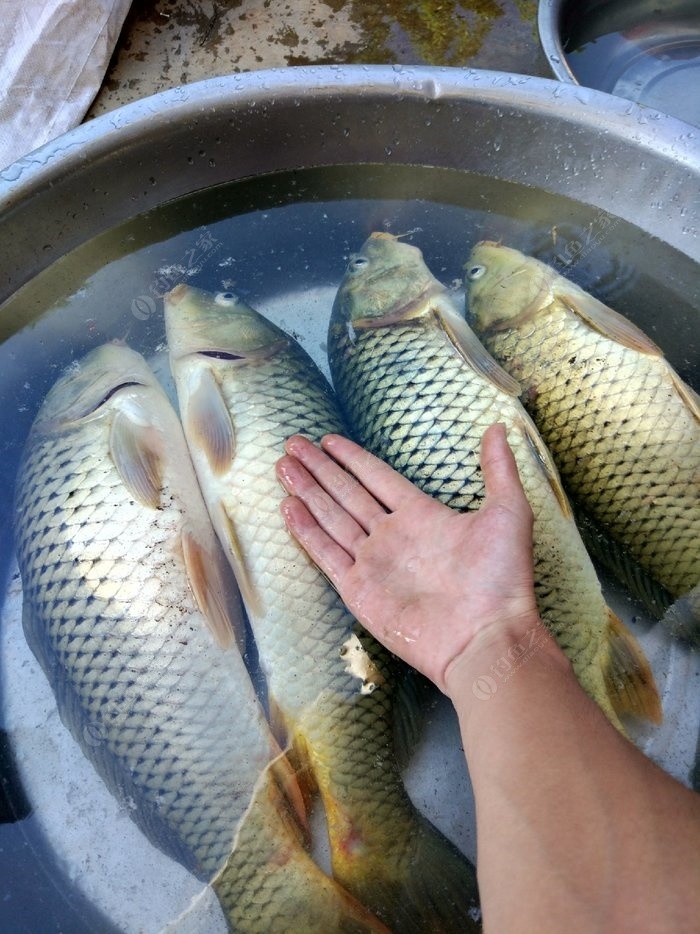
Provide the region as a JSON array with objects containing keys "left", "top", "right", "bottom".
[{"left": 89, "top": 0, "right": 550, "bottom": 117}]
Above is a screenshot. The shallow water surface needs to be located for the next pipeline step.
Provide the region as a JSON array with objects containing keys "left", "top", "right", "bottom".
[{"left": 0, "top": 164, "right": 698, "bottom": 932}]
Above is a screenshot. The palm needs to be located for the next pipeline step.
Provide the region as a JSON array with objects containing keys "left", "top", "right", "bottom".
[{"left": 277, "top": 425, "right": 538, "bottom": 692}]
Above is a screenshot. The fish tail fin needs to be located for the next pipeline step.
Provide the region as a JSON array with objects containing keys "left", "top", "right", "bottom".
[
  {"left": 661, "top": 584, "right": 700, "bottom": 649},
  {"left": 329, "top": 802, "right": 480, "bottom": 933},
  {"left": 603, "top": 610, "right": 663, "bottom": 724}
]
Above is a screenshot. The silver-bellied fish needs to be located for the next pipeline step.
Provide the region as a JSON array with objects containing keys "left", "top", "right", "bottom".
[
  {"left": 328, "top": 233, "right": 661, "bottom": 731},
  {"left": 14, "top": 342, "right": 385, "bottom": 934},
  {"left": 165, "top": 285, "right": 481, "bottom": 933},
  {"left": 466, "top": 241, "right": 700, "bottom": 646}
]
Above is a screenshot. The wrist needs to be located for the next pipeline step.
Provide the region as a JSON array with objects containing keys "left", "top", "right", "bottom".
[{"left": 443, "top": 614, "right": 569, "bottom": 703}]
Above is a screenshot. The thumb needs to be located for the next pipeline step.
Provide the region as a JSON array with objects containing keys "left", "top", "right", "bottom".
[{"left": 480, "top": 423, "right": 533, "bottom": 523}]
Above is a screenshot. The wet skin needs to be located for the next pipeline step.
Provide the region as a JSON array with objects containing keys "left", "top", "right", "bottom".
[
  {"left": 276, "top": 422, "right": 547, "bottom": 696},
  {"left": 276, "top": 423, "right": 700, "bottom": 934}
]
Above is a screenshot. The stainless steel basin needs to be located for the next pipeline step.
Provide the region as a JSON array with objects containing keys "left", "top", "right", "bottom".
[
  {"left": 0, "top": 65, "right": 698, "bottom": 933},
  {"left": 1, "top": 64, "right": 699, "bottom": 306},
  {"left": 538, "top": 0, "right": 700, "bottom": 125}
]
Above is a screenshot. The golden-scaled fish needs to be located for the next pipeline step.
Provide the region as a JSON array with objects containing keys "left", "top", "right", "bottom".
[
  {"left": 466, "top": 240, "right": 700, "bottom": 644},
  {"left": 165, "top": 285, "right": 481, "bottom": 933},
  {"left": 14, "top": 342, "right": 384, "bottom": 934},
  {"left": 329, "top": 233, "right": 661, "bottom": 731}
]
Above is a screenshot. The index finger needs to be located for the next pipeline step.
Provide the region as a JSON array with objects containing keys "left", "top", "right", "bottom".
[{"left": 320, "top": 434, "right": 425, "bottom": 512}]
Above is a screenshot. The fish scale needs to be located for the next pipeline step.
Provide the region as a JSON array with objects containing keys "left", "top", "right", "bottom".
[
  {"left": 17, "top": 416, "right": 248, "bottom": 879},
  {"left": 15, "top": 343, "right": 388, "bottom": 934},
  {"left": 172, "top": 322, "right": 380, "bottom": 713},
  {"left": 332, "top": 322, "right": 597, "bottom": 648},
  {"left": 328, "top": 233, "right": 661, "bottom": 732},
  {"left": 470, "top": 260, "right": 700, "bottom": 601},
  {"left": 166, "top": 284, "right": 481, "bottom": 932}
]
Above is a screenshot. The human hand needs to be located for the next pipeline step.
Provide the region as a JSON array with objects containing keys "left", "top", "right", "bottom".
[{"left": 276, "top": 423, "right": 542, "bottom": 697}]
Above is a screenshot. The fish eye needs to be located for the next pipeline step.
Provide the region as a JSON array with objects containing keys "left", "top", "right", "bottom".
[
  {"left": 348, "top": 256, "right": 369, "bottom": 274},
  {"left": 467, "top": 265, "right": 486, "bottom": 281},
  {"left": 215, "top": 291, "right": 237, "bottom": 306}
]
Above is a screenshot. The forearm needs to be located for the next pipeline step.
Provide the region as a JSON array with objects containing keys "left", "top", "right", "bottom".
[{"left": 447, "top": 625, "right": 700, "bottom": 933}]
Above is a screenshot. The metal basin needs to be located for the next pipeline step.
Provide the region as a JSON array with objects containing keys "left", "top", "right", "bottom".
[
  {"left": 538, "top": 0, "right": 700, "bottom": 125},
  {"left": 1, "top": 63, "right": 699, "bottom": 297},
  {"left": 0, "top": 66, "right": 698, "bottom": 932}
]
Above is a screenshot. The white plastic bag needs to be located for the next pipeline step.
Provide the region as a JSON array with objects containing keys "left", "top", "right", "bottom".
[{"left": 0, "top": 0, "right": 132, "bottom": 170}]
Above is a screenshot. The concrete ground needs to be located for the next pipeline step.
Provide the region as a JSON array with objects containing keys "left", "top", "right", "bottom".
[{"left": 89, "top": 0, "right": 551, "bottom": 117}]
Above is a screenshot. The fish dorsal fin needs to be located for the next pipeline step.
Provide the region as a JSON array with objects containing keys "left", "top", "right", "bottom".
[
  {"left": 110, "top": 408, "right": 163, "bottom": 509},
  {"left": 181, "top": 528, "right": 246, "bottom": 650},
  {"left": 604, "top": 610, "right": 663, "bottom": 724},
  {"left": 560, "top": 286, "right": 700, "bottom": 422},
  {"left": 434, "top": 299, "right": 521, "bottom": 396},
  {"left": 517, "top": 414, "right": 572, "bottom": 519},
  {"left": 558, "top": 285, "right": 662, "bottom": 357},
  {"left": 185, "top": 368, "right": 235, "bottom": 476},
  {"left": 217, "top": 504, "right": 264, "bottom": 620}
]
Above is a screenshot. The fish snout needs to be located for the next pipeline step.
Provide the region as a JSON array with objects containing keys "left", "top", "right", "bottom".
[{"left": 166, "top": 283, "right": 190, "bottom": 305}]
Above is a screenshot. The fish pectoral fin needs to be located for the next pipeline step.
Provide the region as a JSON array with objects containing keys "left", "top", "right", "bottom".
[
  {"left": 669, "top": 370, "right": 700, "bottom": 425},
  {"left": 516, "top": 415, "right": 572, "bottom": 519},
  {"left": 185, "top": 368, "right": 235, "bottom": 475},
  {"left": 604, "top": 610, "right": 663, "bottom": 724},
  {"left": 559, "top": 288, "right": 662, "bottom": 356},
  {"left": 218, "top": 504, "right": 264, "bottom": 619},
  {"left": 181, "top": 528, "right": 245, "bottom": 650},
  {"left": 109, "top": 409, "right": 163, "bottom": 509},
  {"left": 266, "top": 746, "right": 311, "bottom": 844},
  {"left": 268, "top": 698, "right": 318, "bottom": 808},
  {"left": 434, "top": 299, "right": 522, "bottom": 396}
]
